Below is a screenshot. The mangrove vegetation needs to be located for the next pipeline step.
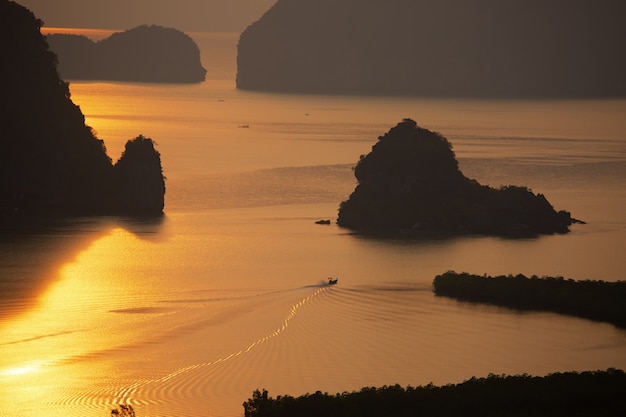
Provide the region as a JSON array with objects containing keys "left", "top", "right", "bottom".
[
  {"left": 243, "top": 369, "right": 626, "bottom": 417},
  {"left": 433, "top": 271, "right": 626, "bottom": 328}
]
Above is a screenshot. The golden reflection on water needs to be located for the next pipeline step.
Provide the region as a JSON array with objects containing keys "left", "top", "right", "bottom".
[{"left": 0, "top": 228, "right": 156, "bottom": 416}]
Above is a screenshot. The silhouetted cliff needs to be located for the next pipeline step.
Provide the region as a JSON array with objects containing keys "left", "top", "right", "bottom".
[
  {"left": 114, "top": 136, "right": 165, "bottom": 213},
  {"left": 237, "top": 0, "right": 626, "bottom": 97},
  {"left": 337, "top": 119, "right": 574, "bottom": 236},
  {"left": 47, "top": 25, "right": 206, "bottom": 83},
  {"left": 1, "top": 0, "right": 165, "bottom": 215}
]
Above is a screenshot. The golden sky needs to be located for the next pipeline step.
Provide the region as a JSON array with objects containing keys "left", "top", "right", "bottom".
[{"left": 18, "top": 0, "right": 277, "bottom": 32}]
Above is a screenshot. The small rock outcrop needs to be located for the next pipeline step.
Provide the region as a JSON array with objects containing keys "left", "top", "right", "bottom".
[
  {"left": 1, "top": 0, "right": 165, "bottom": 215},
  {"left": 237, "top": 0, "right": 626, "bottom": 97},
  {"left": 337, "top": 119, "right": 574, "bottom": 236},
  {"left": 47, "top": 25, "right": 206, "bottom": 83},
  {"left": 114, "top": 136, "right": 165, "bottom": 214}
]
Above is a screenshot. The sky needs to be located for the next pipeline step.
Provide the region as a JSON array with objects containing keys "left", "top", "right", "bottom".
[{"left": 18, "top": 0, "right": 277, "bottom": 32}]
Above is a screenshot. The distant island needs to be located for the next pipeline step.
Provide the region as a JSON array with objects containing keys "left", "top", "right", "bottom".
[
  {"left": 337, "top": 119, "right": 576, "bottom": 236},
  {"left": 237, "top": 0, "right": 626, "bottom": 97},
  {"left": 47, "top": 25, "right": 206, "bottom": 83},
  {"left": 1, "top": 0, "right": 165, "bottom": 215},
  {"left": 433, "top": 271, "right": 626, "bottom": 329}
]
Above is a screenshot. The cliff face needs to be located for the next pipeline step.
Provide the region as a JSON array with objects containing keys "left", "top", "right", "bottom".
[
  {"left": 1, "top": 0, "right": 165, "bottom": 215},
  {"left": 337, "top": 119, "right": 573, "bottom": 236},
  {"left": 114, "top": 136, "right": 166, "bottom": 214},
  {"left": 47, "top": 25, "right": 207, "bottom": 83},
  {"left": 237, "top": 0, "right": 626, "bottom": 97}
]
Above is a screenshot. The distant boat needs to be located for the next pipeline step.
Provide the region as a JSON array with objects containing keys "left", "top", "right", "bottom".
[
  {"left": 316, "top": 219, "right": 331, "bottom": 224},
  {"left": 327, "top": 277, "right": 338, "bottom": 285}
]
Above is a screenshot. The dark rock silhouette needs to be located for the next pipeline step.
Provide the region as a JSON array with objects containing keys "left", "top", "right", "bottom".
[
  {"left": 237, "top": 0, "right": 626, "bottom": 97},
  {"left": 47, "top": 25, "right": 206, "bottom": 83},
  {"left": 1, "top": 0, "right": 165, "bottom": 215},
  {"left": 114, "top": 136, "right": 166, "bottom": 214},
  {"left": 337, "top": 119, "right": 574, "bottom": 236}
]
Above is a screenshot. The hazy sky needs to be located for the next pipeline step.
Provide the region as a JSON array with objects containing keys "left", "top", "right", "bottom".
[{"left": 18, "top": 0, "right": 277, "bottom": 32}]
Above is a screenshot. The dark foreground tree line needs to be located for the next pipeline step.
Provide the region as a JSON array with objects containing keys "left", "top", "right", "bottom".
[
  {"left": 242, "top": 369, "right": 626, "bottom": 417},
  {"left": 433, "top": 271, "right": 626, "bottom": 328},
  {"left": 237, "top": 273, "right": 626, "bottom": 417},
  {"left": 109, "top": 269, "right": 626, "bottom": 417}
]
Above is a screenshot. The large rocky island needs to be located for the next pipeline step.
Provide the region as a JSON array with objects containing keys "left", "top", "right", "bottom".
[
  {"left": 337, "top": 119, "right": 574, "bottom": 236},
  {"left": 1, "top": 0, "right": 165, "bottom": 215},
  {"left": 47, "top": 25, "right": 206, "bottom": 83},
  {"left": 237, "top": 0, "right": 626, "bottom": 97}
]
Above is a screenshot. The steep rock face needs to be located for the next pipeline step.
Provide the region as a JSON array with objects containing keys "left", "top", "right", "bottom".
[
  {"left": 47, "top": 25, "right": 207, "bottom": 83},
  {"left": 237, "top": 0, "right": 626, "bottom": 97},
  {"left": 0, "top": 0, "right": 165, "bottom": 215},
  {"left": 337, "top": 119, "right": 573, "bottom": 236},
  {"left": 114, "top": 136, "right": 166, "bottom": 214}
]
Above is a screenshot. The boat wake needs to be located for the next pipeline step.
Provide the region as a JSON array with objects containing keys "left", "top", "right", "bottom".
[
  {"left": 112, "top": 285, "right": 332, "bottom": 405},
  {"left": 37, "top": 281, "right": 626, "bottom": 417}
]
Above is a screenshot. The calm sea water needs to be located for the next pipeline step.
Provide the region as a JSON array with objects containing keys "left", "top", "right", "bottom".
[{"left": 2, "top": 32, "right": 626, "bottom": 417}]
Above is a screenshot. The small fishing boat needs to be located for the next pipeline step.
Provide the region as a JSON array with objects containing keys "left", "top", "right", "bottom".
[{"left": 327, "top": 277, "right": 338, "bottom": 285}]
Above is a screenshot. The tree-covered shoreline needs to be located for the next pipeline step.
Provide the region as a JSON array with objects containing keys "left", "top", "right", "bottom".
[
  {"left": 243, "top": 369, "right": 626, "bottom": 417},
  {"left": 241, "top": 273, "right": 626, "bottom": 416},
  {"left": 433, "top": 271, "right": 626, "bottom": 328}
]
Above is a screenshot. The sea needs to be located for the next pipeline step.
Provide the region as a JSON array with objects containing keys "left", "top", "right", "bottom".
[{"left": 1, "top": 31, "right": 626, "bottom": 417}]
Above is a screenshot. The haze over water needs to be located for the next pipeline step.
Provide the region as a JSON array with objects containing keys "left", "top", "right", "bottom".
[{"left": 1, "top": 32, "right": 626, "bottom": 417}]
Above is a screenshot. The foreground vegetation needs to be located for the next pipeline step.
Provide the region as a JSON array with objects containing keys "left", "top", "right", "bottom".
[
  {"left": 242, "top": 273, "right": 626, "bottom": 416},
  {"left": 110, "top": 405, "right": 135, "bottom": 417},
  {"left": 433, "top": 271, "right": 626, "bottom": 328},
  {"left": 243, "top": 369, "right": 626, "bottom": 417},
  {"left": 109, "top": 271, "right": 626, "bottom": 416}
]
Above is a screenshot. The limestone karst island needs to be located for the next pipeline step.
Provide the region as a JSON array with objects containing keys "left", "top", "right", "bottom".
[
  {"left": 337, "top": 119, "right": 576, "bottom": 236},
  {"left": 1, "top": 0, "right": 166, "bottom": 216},
  {"left": 47, "top": 25, "right": 207, "bottom": 83},
  {"left": 237, "top": 0, "right": 626, "bottom": 97}
]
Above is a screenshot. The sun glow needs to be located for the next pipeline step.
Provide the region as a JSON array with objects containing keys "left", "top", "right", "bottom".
[
  {"left": 0, "top": 362, "right": 43, "bottom": 377},
  {"left": 41, "top": 27, "right": 117, "bottom": 40}
]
